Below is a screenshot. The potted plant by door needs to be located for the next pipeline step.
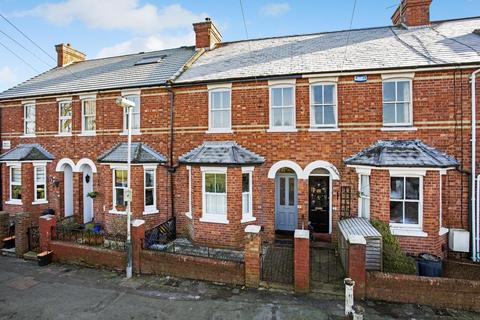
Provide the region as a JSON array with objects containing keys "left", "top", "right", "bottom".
[{"left": 87, "top": 191, "right": 99, "bottom": 199}]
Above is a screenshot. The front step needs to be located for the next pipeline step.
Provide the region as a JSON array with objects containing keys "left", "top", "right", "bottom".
[{"left": 1, "top": 247, "right": 16, "bottom": 257}]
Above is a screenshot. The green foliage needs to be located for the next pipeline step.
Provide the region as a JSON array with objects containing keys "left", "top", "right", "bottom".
[{"left": 371, "top": 219, "right": 417, "bottom": 275}]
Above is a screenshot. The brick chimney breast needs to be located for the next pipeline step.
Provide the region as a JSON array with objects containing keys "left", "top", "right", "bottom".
[
  {"left": 392, "top": 0, "right": 432, "bottom": 27},
  {"left": 55, "top": 43, "right": 86, "bottom": 67},
  {"left": 193, "top": 18, "right": 222, "bottom": 50}
]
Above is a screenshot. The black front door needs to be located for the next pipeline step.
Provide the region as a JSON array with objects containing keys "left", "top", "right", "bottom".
[{"left": 309, "top": 176, "right": 330, "bottom": 233}]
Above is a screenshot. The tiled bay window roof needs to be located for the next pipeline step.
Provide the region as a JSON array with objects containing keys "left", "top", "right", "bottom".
[
  {"left": 98, "top": 142, "right": 166, "bottom": 164},
  {"left": 179, "top": 141, "right": 265, "bottom": 165},
  {"left": 0, "top": 144, "right": 54, "bottom": 161},
  {"left": 344, "top": 140, "right": 459, "bottom": 168},
  {"left": 177, "top": 17, "right": 480, "bottom": 84}
]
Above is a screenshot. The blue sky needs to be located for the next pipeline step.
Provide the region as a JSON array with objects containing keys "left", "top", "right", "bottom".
[{"left": 0, "top": 0, "right": 478, "bottom": 92}]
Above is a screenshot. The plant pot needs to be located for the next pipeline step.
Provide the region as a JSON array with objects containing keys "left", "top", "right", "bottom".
[{"left": 37, "top": 251, "right": 53, "bottom": 266}]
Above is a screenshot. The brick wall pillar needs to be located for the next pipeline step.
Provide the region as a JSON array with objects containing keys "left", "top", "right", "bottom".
[
  {"left": 244, "top": 225, "right": 262, "bottom": 287},
  {"left": 294, "top": 229, "right": 310, "bottom": 292},
  {"left": 131, "top": 219, "right": 145, "bottom": 274},
  {"left": 15, "top": 212, "right": 31, "bottom": 256},
  {"left": 0, "top": 211, "right": 9, "bottom": 246},
  {"left": 39, "top": 214, "right": 57, "bottom": 252},
  {"left": 347, "top": 234, "right": 367, "bottom": 299}
]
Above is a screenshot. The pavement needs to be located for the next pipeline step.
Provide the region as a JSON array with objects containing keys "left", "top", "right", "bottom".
[{"left": 0, "top": 256, "right": 479, "bottom": 320}]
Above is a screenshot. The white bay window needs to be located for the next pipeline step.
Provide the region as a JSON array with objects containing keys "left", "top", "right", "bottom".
[
  {"left": 201, "top": 167, "right": 228, "bottom": 224},
  {"left": 241, "top": 167, "right": 255, "bottom": 223},
  {"left": 358, "top": 174, "right": 370, "bottom": 219},
  {"left": 112, "top": 168, "right": 127, "bottom": 212},
  {"left": 9, "top": 166, "right": 22, "bottom": 204},
  {"left": 33, "top": 165, "right": 47, "bottom": 204},
  {"left": 390, "top": 175, "right": 423, "bottom": 230},
  {"left": 144, "top": 167, "right": 157, "bottom": 214}
]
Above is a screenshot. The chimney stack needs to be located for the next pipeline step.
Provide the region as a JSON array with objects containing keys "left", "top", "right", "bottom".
[
  {"left": 193, "top": 18, "right": 222, "bottom": 50},
  {"left": 391, "top": 0, "right": 432, "bottom": 27},
  {"left": 55, "top": 43, "right": 86, "bottom": 67}
]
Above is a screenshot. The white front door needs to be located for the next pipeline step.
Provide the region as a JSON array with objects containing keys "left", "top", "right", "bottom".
[
  {"left": 82, "top": 166, "right": 93, "bottom": 223},
  {"left": 64, "top": 165, "right": 74, "bottom": 217}
]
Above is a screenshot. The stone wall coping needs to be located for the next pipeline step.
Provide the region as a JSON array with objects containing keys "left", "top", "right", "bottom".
[
  {"left": 348, "top": 234, "right": 366, "bottom": 245},
  {"left": 294, "top": 229, "right": 309, "bottom": 239},
  {"left": 39, "top": 214, "right": 55, "bottom": 221},
  {"left": 245, "top": 225, "right": 261, "bottom": 234},
  {"left": 131, "top": 219, "right": 146, "bottom": 227}
]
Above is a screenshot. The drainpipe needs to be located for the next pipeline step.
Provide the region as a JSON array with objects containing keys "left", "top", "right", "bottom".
[
  {"left": 166, "top": 81, "right": 176, "bottom": 219},
  {"left": 471, "top": 68, "right": 479, "bottom": 262}
]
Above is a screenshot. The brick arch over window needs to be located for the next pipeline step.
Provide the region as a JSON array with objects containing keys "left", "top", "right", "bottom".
[
  {"left": 55, "top": 158, "right": 76, "bottom": 172},
  {"left": 267, "top": 160, "right": 305, "bottom": 179},
  {"left": 303, "top": 160, "right": 340, "bottom": 180},
  {"left": 74, "top": 158, "right": 97, "bottom": 173}
]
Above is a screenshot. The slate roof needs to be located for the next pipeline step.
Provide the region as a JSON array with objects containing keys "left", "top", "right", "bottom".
[
  {"left": 177, "top": 17, "right": 480, "bottom": 83},
  {"left": 0, "top": 47, "right": 196, "bottom": 100},
  {"left": 0, "top": 144, "right": 54, "bottom": 161},
  {"left": 344, "top": 140, "right": 458, "bottom": 168},
  {"left": 98, "top": 142, "right": 166, "bottom": 164},
  {"left": 179, "top": 141, "right": 265, "bottom": 165}
]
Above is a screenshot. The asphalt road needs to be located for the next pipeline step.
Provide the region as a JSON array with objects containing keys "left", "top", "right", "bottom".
[{"left": 0, "top": 256, "right": 478, "bottom": 320}]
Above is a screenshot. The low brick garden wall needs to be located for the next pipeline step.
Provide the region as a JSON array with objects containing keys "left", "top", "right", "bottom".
[
  {"left": 140, "top": 249, "right": 245, "bottom": 285},
  {"left": 366, "top": 272, "right": 480, "bottom": 312},
  {"left": 50, "top": 241, "right": 126, "bottom": 271}
]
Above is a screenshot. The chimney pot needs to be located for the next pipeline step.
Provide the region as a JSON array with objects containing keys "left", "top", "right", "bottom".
[
  {"left": 392, "top": 0, "right": 432, "bottom": 27},
  {"left": 193, "top": 18, "right": 222, "bottom": 50},
  {"left": 55, "top": 43, "right": 86, "bottom": 67}
]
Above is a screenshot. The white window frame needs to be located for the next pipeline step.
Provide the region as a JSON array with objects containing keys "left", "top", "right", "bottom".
[
  {"left": 268, "top": 82, "right": 296, "bottom": 132},
  {"left": 23, "top": 103, "right": 36, "bottom": 136},
  {"left": 382, "top": 78, "right": 413, "bottom": 127},
  {"left": 200, "top": 167, "right": 228, "bottom": 224},
  {"left": 81, "top": 95, "right": 96, "bottom": 135},
  {"left": 111, "top": 166, "right": 128, "bottom": 214},
  {"left": 207, "top": 87, "right": 232, "bottom": 133},
  {"left": 7, "top": 165, "right": 22, "bottom": 205},
  {"left": 241, "top": 166, "right": 255, "bottom": 223},
  {"left": 122, "top": 92, "right": 141, "bottom": 135},
  {"left": 58, "top": 99, "right": 73, "bottom": 135},
  {"left": 143, "top": 165, "right": 158, "bottom": 214},
  {"left": 358, "top": 172, "right": 370, "bottom": 219},
  {"left": 389, "top": 171, "right": 424, "bottom": 234},
  {"left": 309, "top": 82, "right": 338, "bottom": 129},
  {"left": 186, "top": 166, "right": 192, "bottom": 219},
  {"left": 33, "top": 163, "right": 48, "bottom": 204}
]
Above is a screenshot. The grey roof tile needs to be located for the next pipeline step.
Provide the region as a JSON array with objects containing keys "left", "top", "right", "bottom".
[
  {"left": 179, "top": 141, "right": 265, "bottom": 165},
  {"left": 177, "top": 17, "right": 480, "bottom": 83},
  {"left": 344, "top": 139, "right": 459, "bottom": 168},
  {"left": 0, "top": 47, "right": 196, "bottom": 100},
  {"left": 0, "top": 144, "right": 54, "bottom": 161},
  {"left": 98, "top": 142, "right": 166, "bottom": 164}
]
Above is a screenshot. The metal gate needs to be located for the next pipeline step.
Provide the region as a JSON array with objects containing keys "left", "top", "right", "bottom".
[
  {"left": 27, "top": 226, "right": 40, "bottom": 252},
  {"left": 261, "top": 244, "right": 294, "bottom": 285},
  {"left": 310, "top": 246, "right": 345, "bottom": 291}
]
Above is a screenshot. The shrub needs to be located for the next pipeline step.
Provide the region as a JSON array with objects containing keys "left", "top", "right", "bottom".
[{"left": 371, "top": 219, "right": 416, "bottom": 274}]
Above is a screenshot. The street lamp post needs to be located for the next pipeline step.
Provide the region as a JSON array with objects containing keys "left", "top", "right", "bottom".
[{"left": 116, "top": 96, "right": 135, "bottom": 278}]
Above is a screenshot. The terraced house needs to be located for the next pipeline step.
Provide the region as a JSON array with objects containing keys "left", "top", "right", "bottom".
[{"left": 0, "top": 0, "right": 479, "bottom": 260}]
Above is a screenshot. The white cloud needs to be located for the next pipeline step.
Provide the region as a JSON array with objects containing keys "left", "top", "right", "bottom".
[
  {"left": 0, "top": 66, "right": 16, "bottom": 84},
  {"left": 96, "top": 32, "right": 195, "bottom": 58},
  {"left": 260, "top": 3, "right": 290, "bottom": 16},
  {"left": 18, "top": 0, "right": 207, "bottom": 34}
]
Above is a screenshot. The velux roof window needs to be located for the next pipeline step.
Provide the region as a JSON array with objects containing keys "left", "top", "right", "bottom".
[{"left": 134, "top": 55, "right": 166, "bottom": 66}]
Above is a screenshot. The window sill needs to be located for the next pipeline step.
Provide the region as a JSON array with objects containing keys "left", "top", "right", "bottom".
[
  {"left": 439, "top": 227, "right": 449, "bottom": 236},
  {"left": 381, "top": 126, "right": 417, "bottom": 132},
  {"left": 241, "top": 216, "right": 256, "bottom": 224},
  {"left": 200, "top": 214, "right": 229, "bottom": 224},
  {"left": 185, "top": 212, "right": 192, "bottom": 219},
  {"left": 267, "top": 128, "right": 297, "bottom": 133},
  {"left": 54, "top": 133, "right": 72, "bottom": 137},
  {"left": 78, "top": 132, "right": 96, "bottom": 136},
  {"left": 143, "top": 209, "right": 159, "bottom": 215},
  {"left": 5, "top": 200, "right": 22, "bottom": 205},
  {"left": 206, "top": 129, "right": 233, "bottom": 134},
  {"left": 390, "top": 226, "right": 428, "bottom": 237},
  {"left": 108, "top": 209, "right": 126, "bottom": 215},
  {"left": 308, "top": 127, "right": 340, "bottom": 132},
  {"left": 32, "top": 200, "right": 48, "bottom": 205},
  {"left": 20, "top": 134, "right": 36, "bottom": 138}
]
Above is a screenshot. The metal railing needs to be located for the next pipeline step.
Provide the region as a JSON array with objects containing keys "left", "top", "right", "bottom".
[
  {"left": 53, "top": 226, "right": 127, "bottom": 251},
  {"left": 144, "top": 217, "right": 176, "bottom": 248}
]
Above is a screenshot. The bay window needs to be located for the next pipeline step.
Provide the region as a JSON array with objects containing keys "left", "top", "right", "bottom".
[
  {"left": 358, "top": 174, "right": 370, "bottom": 219},
  {"left": 269, "top": 85, "right": 295, "bottom": 130},
  {"left": 24, "top": 103, "right": 36, "bottom": 135},
  {"left": 390, "top": 176, "right": 422, "bottom": 227},
  {"left": 242, "top": 167, "right": 255, "bottom": 222},
  {"left": 34, "top": 165, "right": 47, "bottom": 203},
  {"left": 113, "top": 169, "right": 127, "bottom": 211},
  {"left": 201, "top": 167, "right": 228, "bottom": 223},
  {"left": 208, "top": 88, "right": 231, "bottom": 132},
  {"left": 144, "top": 167, "right": 157, "bottom": 214},
  {"left": 9, "top": 166, "right": 21, "bottom": 204}
]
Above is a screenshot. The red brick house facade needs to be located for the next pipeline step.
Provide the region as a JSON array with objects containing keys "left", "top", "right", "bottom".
[{"left": 0, "top": 0, "right": 479, "bottom": 258}]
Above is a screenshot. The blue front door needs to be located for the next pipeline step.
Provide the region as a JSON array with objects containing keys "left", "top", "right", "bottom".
[{"left": 275, "top": 173, "right": 298, "bottom": 231}]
